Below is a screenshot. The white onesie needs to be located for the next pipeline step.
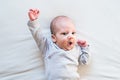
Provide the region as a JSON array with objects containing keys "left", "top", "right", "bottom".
[{"left": 28, "top": 19, "right": 90, "bottom": 80}]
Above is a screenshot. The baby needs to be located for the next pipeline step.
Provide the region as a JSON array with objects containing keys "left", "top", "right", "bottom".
[{"left": 27, "top": 9, "right": 90, "bottom": 80}]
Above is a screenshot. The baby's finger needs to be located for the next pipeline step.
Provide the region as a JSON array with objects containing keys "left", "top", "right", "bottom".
[
  {"left": 37, "top": 10, "right": 39, "bottom": 14},
  {"left": 34, "top": 9, "right": 40, "bottom": 14},
  {"left": 29, "top": 9, "right": 34, "bottom": 12}
]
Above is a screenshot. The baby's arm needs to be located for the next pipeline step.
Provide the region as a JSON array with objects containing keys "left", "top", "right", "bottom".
[
  {"left": 77, "top": 40, "right": 90, "bottom": 65},
  {"left": 27, "top": 9, "right": 46, "bottom": 51},
  {"left": 27, "top": 9, "right": 40, "bottom": 36}
]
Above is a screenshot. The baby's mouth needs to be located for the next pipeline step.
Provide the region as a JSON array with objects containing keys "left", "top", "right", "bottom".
[{"left": 68, "top": 41, "right": 73, "bottom": 45}]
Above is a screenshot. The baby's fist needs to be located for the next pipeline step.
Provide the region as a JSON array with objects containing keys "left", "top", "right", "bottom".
[
  {"left": 77, "top": 40, "right": 88, "bottom": 47},
  {"left": 28, "top": 9, "right": 40, "bottom": 21}
]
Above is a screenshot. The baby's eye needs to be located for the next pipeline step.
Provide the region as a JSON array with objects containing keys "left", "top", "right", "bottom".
[
  {"left": 62, "top": 32, "right": 67, "bottom": 35},
  {"left": 72, "top": 32, "right": 76, "bottom": 35}
]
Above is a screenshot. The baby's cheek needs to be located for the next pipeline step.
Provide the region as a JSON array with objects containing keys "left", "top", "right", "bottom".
[{"left": 62, "top": 39, "right": 67, "bottom": 45}]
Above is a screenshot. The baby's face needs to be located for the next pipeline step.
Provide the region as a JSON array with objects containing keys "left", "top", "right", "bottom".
[{"left": 52, "top": 18, "right": 77, "bottom": 51}]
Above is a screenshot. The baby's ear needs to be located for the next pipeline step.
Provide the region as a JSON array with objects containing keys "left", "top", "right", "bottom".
[{"left": 51, "top": 34, "right": 56, "bottom": 43}]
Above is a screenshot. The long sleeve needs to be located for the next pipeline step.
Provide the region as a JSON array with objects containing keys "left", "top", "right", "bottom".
[
  {"left": 78, "top": 45, "right": 90, "bottom": 65},
  {"left": 27, "top": 19, "right": 48, "bottom": 54}
]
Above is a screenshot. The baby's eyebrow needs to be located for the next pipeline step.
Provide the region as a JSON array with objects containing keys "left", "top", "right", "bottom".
[{"left": 61, "top": 32, "right": 67, "bottom": 34}]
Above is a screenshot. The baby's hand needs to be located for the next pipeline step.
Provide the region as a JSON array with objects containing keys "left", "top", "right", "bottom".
[
  {"left": 77, "top": 39, "right": 88, "bottom": 47},
  {"left": 28, "top": 9, "right": 40, "bottom": 21}
]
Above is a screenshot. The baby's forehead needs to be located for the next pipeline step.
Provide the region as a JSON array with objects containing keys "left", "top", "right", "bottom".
[
  {"left": 51, "top": 16, "right": 75, "bottom": 33},
  {"left": 54, "top": 16, "right": 73, "bottom": 26},
  {"left": 55, "top": 20, "right": 76, "bottom": 30}
]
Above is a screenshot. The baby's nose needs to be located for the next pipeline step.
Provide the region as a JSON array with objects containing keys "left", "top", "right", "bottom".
[{"left": 67, "top": 34, "right": 73, "bottom": 39}]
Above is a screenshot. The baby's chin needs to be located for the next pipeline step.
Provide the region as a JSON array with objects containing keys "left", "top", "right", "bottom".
[{"left": 63, "top": 46, "right": 74, "bottom": 51}]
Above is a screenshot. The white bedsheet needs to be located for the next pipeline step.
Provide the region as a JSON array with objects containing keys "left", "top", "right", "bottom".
[{"left": 0, "top": 0, "right": 120, "bottom": 80}]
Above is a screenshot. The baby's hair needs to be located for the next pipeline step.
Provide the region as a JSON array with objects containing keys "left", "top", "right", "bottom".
[{"left": 50, "top": 15, "right": 71, "bottom": 34}]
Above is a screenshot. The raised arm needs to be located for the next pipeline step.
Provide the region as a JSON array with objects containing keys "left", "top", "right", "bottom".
[
  {"left": 27, "top": 9, "right": 47, "bottom": 52},
  {"left": 27, "top": 9, "right": 40, "bottom": 36},
  {"left": 77, "top": 40, "right": 90, "bottom": 65}
]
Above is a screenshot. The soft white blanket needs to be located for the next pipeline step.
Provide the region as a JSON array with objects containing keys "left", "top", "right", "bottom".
[{"left": 0, "top": 0, "right": 120, "bottom": 80}]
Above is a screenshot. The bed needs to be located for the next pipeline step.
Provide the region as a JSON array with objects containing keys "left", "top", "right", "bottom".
[{"left": 0, "top": 0, "right": 120, "bottom": 80}]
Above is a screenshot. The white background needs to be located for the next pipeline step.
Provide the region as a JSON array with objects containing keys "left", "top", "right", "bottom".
[{"left": 0, "top": 0, "right": 120, "bottom": 80}]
